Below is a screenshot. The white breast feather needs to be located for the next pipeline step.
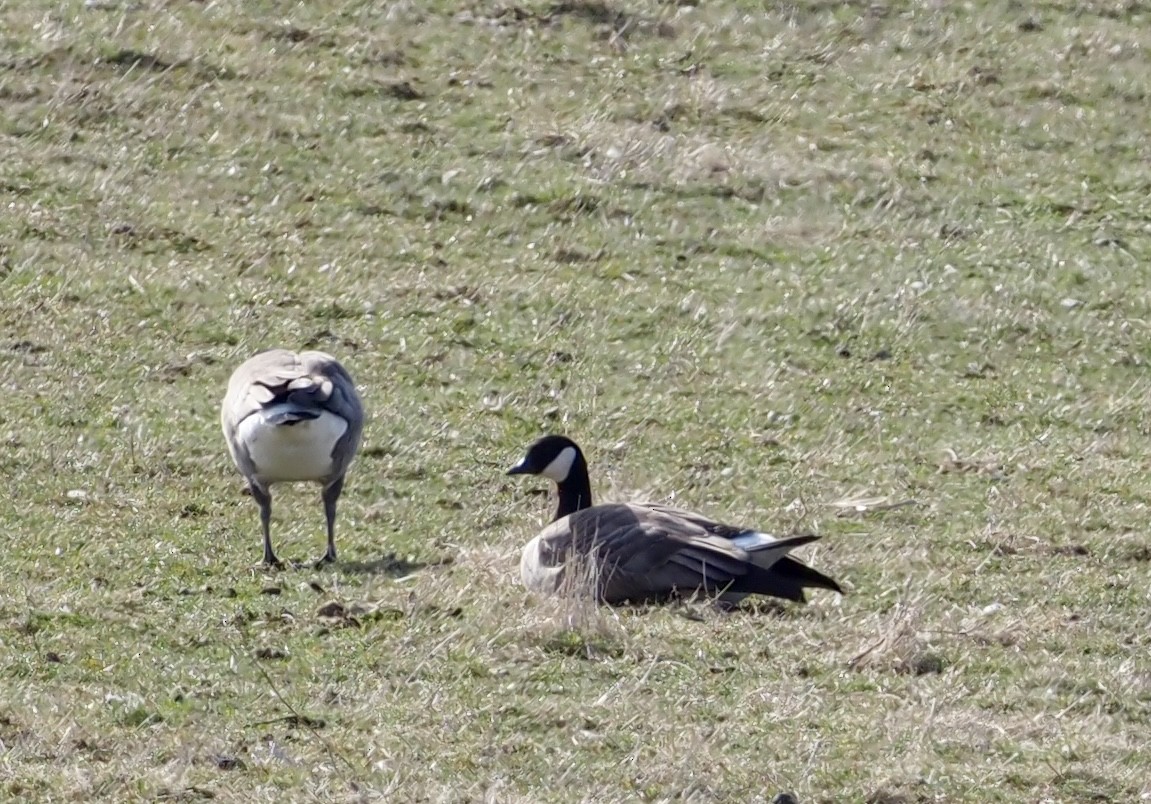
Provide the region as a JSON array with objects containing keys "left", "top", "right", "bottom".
[{"left": 520, "top": 533, "right": 565, "bottom": 594}]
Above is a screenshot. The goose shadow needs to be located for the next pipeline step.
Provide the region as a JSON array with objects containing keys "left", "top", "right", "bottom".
[{"left": 334, "top": 551, "right": 452, "bottom": 577}]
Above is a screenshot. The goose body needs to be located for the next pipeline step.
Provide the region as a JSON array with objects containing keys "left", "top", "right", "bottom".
[
  {"left": 221, "top": 348, "right": 363, "bottom": 567},
  {"left": 509, "top": 435, "right": 843, "bottom": 605}
]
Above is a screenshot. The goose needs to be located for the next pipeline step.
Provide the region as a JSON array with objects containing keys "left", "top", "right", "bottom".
[
  {"left": 221, "top": 348, "right": 363, "bottom": 568},
  {"left": 507, "top": 435, "right": 843, "bottom": 605}
]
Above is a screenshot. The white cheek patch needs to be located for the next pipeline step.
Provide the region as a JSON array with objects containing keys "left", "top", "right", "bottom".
[{"left": 541, "top": 446, "right": 577, "bottom": 482}]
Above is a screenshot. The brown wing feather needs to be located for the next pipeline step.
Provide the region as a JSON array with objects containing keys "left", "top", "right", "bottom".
[
  {"left": 553, "top": 504, "right": 749, "bottom": 602},
  {"left": 632, "top": 502, "right": 748, "bottom": 539},
  {"left": 539, "top": 502, "right": 834, "bottom": 603}
]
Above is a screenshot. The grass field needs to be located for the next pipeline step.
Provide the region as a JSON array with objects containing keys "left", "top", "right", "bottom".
[{"left": 2, "top": 0, "right": 1151, "bottom": 800}]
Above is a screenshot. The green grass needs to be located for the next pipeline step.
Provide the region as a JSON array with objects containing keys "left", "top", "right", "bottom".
[{"left": 2, "top": 0, "right": 1150, "bottom": 800}]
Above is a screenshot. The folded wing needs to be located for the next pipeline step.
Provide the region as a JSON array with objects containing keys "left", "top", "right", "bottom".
[{"left": 533, "top": 503, "right": 834, "bottom": 603}]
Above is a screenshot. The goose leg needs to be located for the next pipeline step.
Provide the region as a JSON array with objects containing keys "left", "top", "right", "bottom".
[
  {"left": 316, "top": 476, "right": 344, "bottom": 567},
  {"left": 251, "top": 484, "right": 281, "bottom": 568}
]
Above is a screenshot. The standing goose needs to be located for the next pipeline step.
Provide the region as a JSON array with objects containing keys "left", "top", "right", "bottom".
[
  {"left": 221, "top": 348, "right": 363, "bottom": 568},
  {"left": 507, "top": 435, "right": 843, "bottom": 605}
]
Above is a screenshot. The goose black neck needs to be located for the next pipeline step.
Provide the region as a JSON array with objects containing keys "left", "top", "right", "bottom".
[{"left": 553, "top": 455, "right": 592, "bottom": 520}]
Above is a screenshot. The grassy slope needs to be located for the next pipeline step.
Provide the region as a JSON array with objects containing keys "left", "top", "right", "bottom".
[{"left": 2, "top": 0, "right": 1150, "bottom": 800}]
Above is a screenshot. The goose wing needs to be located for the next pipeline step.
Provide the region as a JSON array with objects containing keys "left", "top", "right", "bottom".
[
  {"left": 635, "top": 502, "right": 843, "bottom": 601},
  {"left": 633, "top": 502, "right": 749, "bottom": 539},
  {"left": 226, "top": 349, "right": 360, "bottom": 421},
  {"left": 294, "top": 351, "right": 363, "bottom": 427},
  {"left": 547, "top": 503, "right": 817, "bottom": 602},
  {"left": 225, "top": 350, "right": 357, "bottom": 420}
]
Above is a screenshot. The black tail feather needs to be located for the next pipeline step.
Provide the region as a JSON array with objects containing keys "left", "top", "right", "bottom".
[{"left": 734, "top": 555, "right": 844, "bottom": 602}]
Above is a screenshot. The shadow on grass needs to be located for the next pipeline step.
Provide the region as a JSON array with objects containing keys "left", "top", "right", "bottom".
[{"left": 335, "top": 552, "right": 451, "bottom": 577}]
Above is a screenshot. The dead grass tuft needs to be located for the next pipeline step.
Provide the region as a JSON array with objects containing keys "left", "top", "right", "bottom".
[{"left": 849, "top": 597, "right": 937, "bottom": 675}]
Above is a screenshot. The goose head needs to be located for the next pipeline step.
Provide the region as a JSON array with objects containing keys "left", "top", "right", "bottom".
[{"left": 507, "top": 434, "right": 584, "bottom": 483}]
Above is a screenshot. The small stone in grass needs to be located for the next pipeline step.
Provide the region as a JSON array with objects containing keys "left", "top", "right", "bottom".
[
  {"left": 316, "top": 601, "right": 347, "bottom": 618},
  {"left": 213, "top": 754, "right": 246, "bottom": 771},
  {"left": 911, "top": 653, "right": 946, "bottom": 676}
]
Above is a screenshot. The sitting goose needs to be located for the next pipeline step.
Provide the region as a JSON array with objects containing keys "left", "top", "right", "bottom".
[
  {"left": 507, "top": 435, "right": 843, "bottom": 605},
  {"left": 221, "top": 348, "right": 363, "bottom": 567}
]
